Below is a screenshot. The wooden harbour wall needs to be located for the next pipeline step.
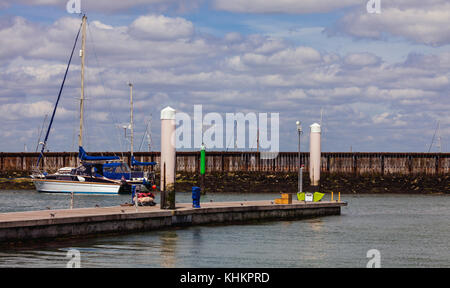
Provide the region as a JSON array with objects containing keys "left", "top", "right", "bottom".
[{"left": 1, "top": 152, "right": 449, "bottom": 175}]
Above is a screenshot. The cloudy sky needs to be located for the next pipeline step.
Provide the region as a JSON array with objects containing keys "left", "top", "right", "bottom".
[{"left": 0, "top": 0, "right": 448, "bottom": 153}]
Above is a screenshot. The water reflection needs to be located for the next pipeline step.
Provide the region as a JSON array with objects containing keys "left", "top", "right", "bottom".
[
  {"left": 159, "top": 231, "right": 178, "bottom": 268},
  {"left": 191, "top": 228, "right": 203, "bottom": 247},
  {"left": 0, "top": 193, "right": 448, "bottom": 267},
  {"left": 187, "top": 228, "right": 204, "bottom": 261},
  {"left": 308, "top": 218, "right": 323, "bottom": 232}
]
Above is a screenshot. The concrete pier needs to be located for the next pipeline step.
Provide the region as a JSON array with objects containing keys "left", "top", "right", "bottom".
[{"left": 0, "top": 200, "right": 346, "bottom": 242}]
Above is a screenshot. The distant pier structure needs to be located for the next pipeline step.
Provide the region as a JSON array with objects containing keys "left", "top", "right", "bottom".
[{"left": 1, "top": 152, "right": 449, "bottom": 175}]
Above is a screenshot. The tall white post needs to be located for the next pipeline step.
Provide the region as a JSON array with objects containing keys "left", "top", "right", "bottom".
[
  {"left": 309, "top": 123, "right": 321, "bottom": 188},
  {"left": 160, "top": 106, "right": 176, "bottom": 209}
]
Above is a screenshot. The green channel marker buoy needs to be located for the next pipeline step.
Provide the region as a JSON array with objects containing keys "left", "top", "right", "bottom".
[
  {"left": 200, "top": 144, "right": 206, "bottom": 194},
  {"left": 200, "top": 144, "right": 206, "bottom": 175}
]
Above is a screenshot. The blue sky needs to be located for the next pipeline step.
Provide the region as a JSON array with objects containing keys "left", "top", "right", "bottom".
[{"left": 0, "top": 0, "right": 449, "bottom": 153}]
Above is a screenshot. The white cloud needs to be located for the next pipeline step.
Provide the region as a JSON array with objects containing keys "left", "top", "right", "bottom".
[
  {"left": 224, "top": 32, "right": 243, "bottom": 43},
  {"left": 0, "top": 17, "right": 40, "bottom": 59},
  {"left": 372, "top": 112, "right": 407, "bottom": 127},
  {"left": 213, "top": 0, "right": 360, "bottom": 14},
  {"left": 0, "top": 14, "right": 448, "bottom": 152},
  {"left": 344, "top": 53, "right": 381, "bottom": 67},
  {"left": 253, "top": 38, "right": 287, "bottom": 55},
  {"left": 284, "top": 89, "right": 307, "bottom": 100},
  {"left": 365, "top": 87, "right": 440, "bottom": 101},
  {"left": 0, "top": 0, "right": 202, "bottom": 13},
  {"left": 330, "top": 2, "right": 450, "bottom": 46},
  {"left": 129, "top": 15, "right": 194, "bottom": 41},
  {"left": 307, "top": 87, "right": 362, "bottom": 101},
  {"left": 235, "top": 46, "right": 322, "bottom": 69},
  {"left": 90, "top": 21, "right": 113, "bottom": 30},
  {"left": 0, "top": 101, "right": 72, "bottom": 121},
  {"left": 88, "top": 111, "right": 109, "bottom": 122},
  {"left": 4, "top": 58, "right": 67, "bottom": 82},
  {"left": 404, "top": 52, "right": 450, "bottom": 71}
]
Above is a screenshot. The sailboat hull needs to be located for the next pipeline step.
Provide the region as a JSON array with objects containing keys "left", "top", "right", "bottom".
[{"left": 33, "top": 179, "right": 121, "bottom": 195}]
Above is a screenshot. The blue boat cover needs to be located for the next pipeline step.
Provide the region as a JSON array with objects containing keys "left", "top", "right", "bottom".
[
  {"left": 78, "top": 146, "right": 120, "bottom": 161},
  {"left": 102, "top": 162, "right": 123, "bottom": 167},
  {"left": 131, "top": 156, "right": 156, "bottom": 166}
]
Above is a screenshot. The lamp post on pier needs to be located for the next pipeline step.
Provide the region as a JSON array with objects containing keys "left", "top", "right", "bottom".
[{"left": 296, "top": 121, "right": 303, "bottom": 194}]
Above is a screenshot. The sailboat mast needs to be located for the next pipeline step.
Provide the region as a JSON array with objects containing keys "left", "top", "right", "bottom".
[
  {"left": 438, "top": 121, "right": 442, "bottom": 153},
  {"left": 79, "top": 15, "right": 87, "bottom": 148},
  {"left": 129, "top": 82, "right": 134, "bottom": 159}
]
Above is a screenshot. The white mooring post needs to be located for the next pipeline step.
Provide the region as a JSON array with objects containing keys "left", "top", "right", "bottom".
[
  {"left": 160, "top": 106, "right": 176, "bottom": 209},
  {"left": 309, "top": 123, "right": 321, "bottom": 189}
]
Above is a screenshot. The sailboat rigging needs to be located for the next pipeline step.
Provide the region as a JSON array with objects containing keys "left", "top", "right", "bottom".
[
  {"left": 127, "top": 83, "right": 157, "bottom": 185},
  {"left": 31, "top": 15, "right": 156, "bottom": 195}
]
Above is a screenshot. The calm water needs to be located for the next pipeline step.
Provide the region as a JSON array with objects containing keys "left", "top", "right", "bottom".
[{"left": 0, "top": 190, "right": 448, "bottom": 268}]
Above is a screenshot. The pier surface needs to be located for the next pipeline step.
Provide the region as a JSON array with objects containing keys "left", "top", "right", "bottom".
[{"left": 0, "top": 200, "right": 346, "bottom": 242}]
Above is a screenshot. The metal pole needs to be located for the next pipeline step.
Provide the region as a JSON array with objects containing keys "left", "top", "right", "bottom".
[
  {"left": 300, "top": 166, "right": 303, "bottom": 193},
  {"left": 129, "top": 83, "right": 134, "bottom": 159},
  {"left": 79, "top": 15, "right": 86, "bottom": 149},
  {"left": 134, "top": 185, "right": 138, "bottom": 212},
  {"left": 296, "top": 121, "right": 302, "bottom": 194},
  {"left": 70, "top": 191, "right": 74, "bottom": 209},
  {"left": 77, "top": 15, "right": 86, "bottom": 167},
  {"left": 298, "top": 130, "right": 301, "bottom": 194},
  {"left": 257, "top": 128, "right": 259, "bottom": 153}
]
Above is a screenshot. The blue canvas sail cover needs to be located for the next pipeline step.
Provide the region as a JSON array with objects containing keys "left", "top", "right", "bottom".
[
  {"left": 78, "top": 146, "right": 120, "bottom": 161},
  {"left": 131, "top": 156, "right": 156, "bottom": 166},
  {"left": 102, "top": 162, "right": 123, "bottom": 167}
]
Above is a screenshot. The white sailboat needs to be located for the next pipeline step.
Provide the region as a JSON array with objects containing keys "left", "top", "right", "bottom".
[
  {"left": 31, "top": 15, "right": 122, "bottom": 195},
  {"left": 33, "top": 176, "right": 121, "bottom": 195}
]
